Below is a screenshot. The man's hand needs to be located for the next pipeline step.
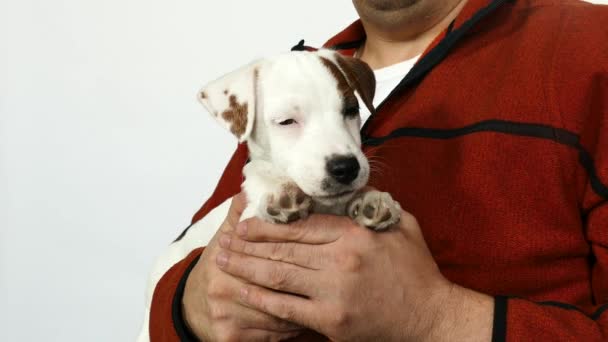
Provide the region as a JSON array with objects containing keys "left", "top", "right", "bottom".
[
  {"left": 216, "top": 207, "right": 494, "bottom": 341},
  {"left": 182, "top": 193, "right": 303, "bottom": 341}
]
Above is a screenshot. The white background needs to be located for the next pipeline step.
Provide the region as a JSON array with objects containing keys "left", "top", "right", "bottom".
[
  {"left": 0, "top": 0, "right": 606, "bottom": 341},
  {"left": 0, "top": 1, "right": 357, "bottom": 341}
]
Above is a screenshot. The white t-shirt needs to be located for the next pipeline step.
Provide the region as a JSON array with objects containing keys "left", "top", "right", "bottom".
[{"left": 358, "top": 55, "right": 420, "bottom": 125}]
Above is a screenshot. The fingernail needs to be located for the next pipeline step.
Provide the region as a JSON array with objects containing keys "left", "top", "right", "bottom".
[
  {"left": 219, "top": 234, "right": 231, "bottom": 248},
  {"left": 216, "top": 251, "right": 228, "bottom": 267},
  {"left": 236, "top": 222, "right": 247, "bottom": 236}
]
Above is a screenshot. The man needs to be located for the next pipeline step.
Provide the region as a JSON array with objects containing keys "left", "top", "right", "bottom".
[{"left": 140, "top": 0, "right": 608, "bottom": 340}]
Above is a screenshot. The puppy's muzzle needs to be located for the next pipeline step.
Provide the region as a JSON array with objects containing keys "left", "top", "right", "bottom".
[{"left": 326, "top": 154, "right": 360, "bottom": 185}]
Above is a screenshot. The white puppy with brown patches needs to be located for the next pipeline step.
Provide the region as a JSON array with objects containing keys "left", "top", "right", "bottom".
[
  {"left": 136, "top": 50, "right": 402, "bottom": 342},
  {"left": 200, "top": 49, "right": 401, "bottom": 230}
]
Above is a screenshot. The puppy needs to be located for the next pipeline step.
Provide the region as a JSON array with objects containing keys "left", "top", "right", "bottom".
[{"left": 199, "top": 49, "right": 401, "bottom": 230}]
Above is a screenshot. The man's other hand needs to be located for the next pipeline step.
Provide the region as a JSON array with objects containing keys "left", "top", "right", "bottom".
[{"left": 182, "top": 192, "right": 303, "bottom": 341}]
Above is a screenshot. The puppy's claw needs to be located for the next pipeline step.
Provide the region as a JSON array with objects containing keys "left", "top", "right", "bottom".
[
  {"left": 261, "top": 184, "right": 312, "bottom": 224},
  {"left": 347, "top": 191, "right": 401, "bottom": 231}
]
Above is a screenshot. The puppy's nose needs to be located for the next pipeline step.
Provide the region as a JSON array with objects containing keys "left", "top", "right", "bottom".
[{"left": 326, "top": 155, "right": 360, "bottom": 185}]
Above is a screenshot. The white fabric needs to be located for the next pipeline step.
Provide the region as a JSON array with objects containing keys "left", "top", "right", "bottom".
[
  {"left": 359, "top": 55, "right": 420, "bottom": 125},
  {"left": 136, "top": 199, "right": 231, "bottom": 342}
]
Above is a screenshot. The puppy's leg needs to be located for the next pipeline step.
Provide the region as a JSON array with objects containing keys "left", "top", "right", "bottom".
[
  {"left": 242, "top": 160, "right": 312, "bottom": 223},
  {"left": 346, "top": 191, "right": 401, "bottom": 231}
]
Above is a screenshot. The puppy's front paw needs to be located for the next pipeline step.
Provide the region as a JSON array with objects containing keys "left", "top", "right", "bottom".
[
  {"left": 347, "top": 191, "right": 401, "bottom": 231},
  {"left": 261, "top": 183, "right": 312, "bottom": 224}
]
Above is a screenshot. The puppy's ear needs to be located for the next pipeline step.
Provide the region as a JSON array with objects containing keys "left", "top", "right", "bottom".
[
  {"left": 333, "top": 54, "right": 376, "bottom": 114},
  {"left": 198, "top": 62, "right": 260, "bottom": 142}
]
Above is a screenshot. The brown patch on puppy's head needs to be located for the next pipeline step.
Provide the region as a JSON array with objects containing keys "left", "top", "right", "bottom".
[
  {"left": 334, "top": 54, "right": 376, "bottom": 115},
  {"left": 319, "top": 57, "right": 351, "bottom": 94},
  {"left": 319, "top": 54, "right": 376, "bottom": 117},
  {"left": 319, "top": 57, "right": 360, "bottom": 118}
]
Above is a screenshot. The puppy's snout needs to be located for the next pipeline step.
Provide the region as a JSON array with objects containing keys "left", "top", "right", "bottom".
[{"left": 326, "top": 155, "right": 360, "bottom": 185}]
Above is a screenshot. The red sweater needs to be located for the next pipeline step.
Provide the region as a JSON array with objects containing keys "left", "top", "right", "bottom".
[{"left": 149, "top": 0, "right": 608, "bottom": 340}]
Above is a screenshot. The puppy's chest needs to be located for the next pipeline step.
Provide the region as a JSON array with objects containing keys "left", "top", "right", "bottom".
[{"left": 311, "top": 201, "right": 347, "bottom": 216}]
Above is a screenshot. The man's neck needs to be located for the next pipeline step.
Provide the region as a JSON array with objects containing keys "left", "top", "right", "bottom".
[{"left": 358, "top": 0, "right": 468, "bottom": 70}]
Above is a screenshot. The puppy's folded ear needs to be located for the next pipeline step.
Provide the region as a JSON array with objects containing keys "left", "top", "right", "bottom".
[
  {"left": 317, "top": 50, "right": 376, "bottom": 114},
  {"left": 198, "top": 62, "right": 261, "bottom": 142},
  {"left": 333, "top": 54, "right": 376, "bottom": 114}
]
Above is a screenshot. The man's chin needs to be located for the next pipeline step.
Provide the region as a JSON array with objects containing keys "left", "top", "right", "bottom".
[{"left": 355, "top": 0, "right": 419, "bottom": 12}]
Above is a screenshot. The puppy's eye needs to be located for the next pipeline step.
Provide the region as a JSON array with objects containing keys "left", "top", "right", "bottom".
[
  {"left": 343, "top": 105, "right": 360, "bottom": 117},
  {"left": 278, "top": 119, "right": 297, "bottom": 126},
  {"left": 343, "top": 95, "right": 360, "bottom": 118}
]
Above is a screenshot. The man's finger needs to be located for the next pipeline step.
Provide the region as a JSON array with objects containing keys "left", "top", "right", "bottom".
[
  {"left": 216, "top": 250, "right": 317, "bottom": 297},
  {"left": 219, "top": 233, "right": 325, "bottom": 269},
  {"left": 392, "top": 210, "right": 425, "bottom": 241},
  {"left": 237, "top": 214, "right": 350, "bottom": 244},
  {"left": 226, "top": 192, "right": 248, "bottom": 227},
  {"left": 240, "top": 284, "right": 319, "bottom": 331}
]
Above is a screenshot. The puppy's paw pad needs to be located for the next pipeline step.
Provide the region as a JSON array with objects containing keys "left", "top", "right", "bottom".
[
  {"left": 262, "top": 184, "right": 312, "bottom": 224},
  {"left": 347, "top": 191, "right": 401, "bottom": 231}
]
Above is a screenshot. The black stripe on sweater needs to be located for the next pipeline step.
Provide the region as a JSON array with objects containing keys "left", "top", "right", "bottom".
[
  {"left": 492, "top": 296, "right": 508, "bottom": 342},
  {"left": 174, "top": 224, "right": 193, "bottom": 243},
  {"left": 362, "top": 119, "right": 608, "bottom": 200},
  {"left": 536, "top": 300, "right": 608, "bottom": 321},
  {"left": 592, "top": 304, "right": 608, "bottom": 321},
  {"left": 172, "top": 254, "right": 202, "bottom": 341}
]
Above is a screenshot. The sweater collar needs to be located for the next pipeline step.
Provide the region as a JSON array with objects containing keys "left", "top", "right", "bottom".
[
  {"left": 317, "top": 0, "right": 516, "bottom": 135},
  {"left": 322, "top": 0, "right": 513, "bottom": 58}
]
